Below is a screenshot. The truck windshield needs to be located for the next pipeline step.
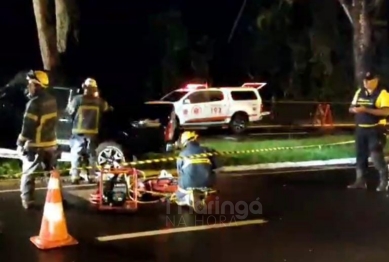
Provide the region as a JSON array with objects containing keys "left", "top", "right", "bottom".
[
  {"left": 161, "top": 90, "right": 188, "bottom": 102},
  {"left": 140, "top": 104, "right": 173, "bottom": 120}
]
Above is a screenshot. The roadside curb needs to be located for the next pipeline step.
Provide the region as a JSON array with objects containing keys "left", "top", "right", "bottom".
[
  {"left": 216, "top": 156, "right": 389, "bottom": 172},
  {"left": 0, "top": 169, "right": 171, "bottom": 186},
  {"left": 1, "top": 156, "right": 388, "bottom": 186}
]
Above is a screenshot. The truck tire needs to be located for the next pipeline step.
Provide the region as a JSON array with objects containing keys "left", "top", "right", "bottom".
[{"left": 229, "top": 112, "right": 248, "bottom": 134}]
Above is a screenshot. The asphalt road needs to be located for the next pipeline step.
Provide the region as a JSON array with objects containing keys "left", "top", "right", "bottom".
[{"left": 1, "top": 168, "right": 389, "bottom": 262}]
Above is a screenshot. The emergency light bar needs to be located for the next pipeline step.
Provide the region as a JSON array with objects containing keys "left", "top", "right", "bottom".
[
  {"left": 185, "top": 83, "right": 208, "bottom": 90},
  {"left": 241, "top": 82, "right": 267, "bottom": 89}
]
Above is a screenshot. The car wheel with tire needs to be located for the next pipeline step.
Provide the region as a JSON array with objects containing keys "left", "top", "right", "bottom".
[
  {"left": 229, "top": 112, "right": 248, "bottom": 134},
  {"left": 96, "top": 142, "right": 127, "bottom": 169}
]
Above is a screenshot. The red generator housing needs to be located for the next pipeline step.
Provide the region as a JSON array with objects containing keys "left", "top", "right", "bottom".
[{"left": 89, "top": 168, "right": 139, "bottom": 212}]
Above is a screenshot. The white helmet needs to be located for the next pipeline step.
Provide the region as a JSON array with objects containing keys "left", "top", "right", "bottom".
[{"left": 83, "top": 78, "right": 98, "bottom": 89}]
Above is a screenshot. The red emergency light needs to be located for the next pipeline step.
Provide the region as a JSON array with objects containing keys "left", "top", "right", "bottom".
[
  {"left": 184, "top": 83, "right": 208, "bottom": 90},
  {"left": 241, "top": 82, "right": 267, "bottom": 89}
]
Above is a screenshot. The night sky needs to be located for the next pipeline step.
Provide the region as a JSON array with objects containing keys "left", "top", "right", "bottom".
[
  {"left": 2, "top": 0, "right": 385, "bottom": 107},
  {"left": 0, "top": 0, "right": 250, "bottom": 105}
]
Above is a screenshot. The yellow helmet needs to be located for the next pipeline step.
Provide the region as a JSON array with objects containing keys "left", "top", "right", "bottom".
[
  {"left": 26, "top": 70, "right": 49, "bottom": 88},
  {"left": 83, "top": 78, "right": 98, "bottom": 88},
  {"left": 180, "top": 131, "right": 198, "bottom": 147}
]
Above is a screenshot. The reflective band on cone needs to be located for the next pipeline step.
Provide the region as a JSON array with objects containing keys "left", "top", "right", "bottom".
[
  {"left": 47, "top": 178, "right": 60, "bottom": 190},
  {"left": 43, "top": 202, "right": 64, "bottom": 223},
  {"left": 30, "top": 170, "right": 78, "bottom": 250}
]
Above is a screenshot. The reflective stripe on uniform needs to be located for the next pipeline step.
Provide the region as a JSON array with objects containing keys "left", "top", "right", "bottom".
[
  {"left": 25, "top": 113, "right": 38, "bottom": 121},
  {"left": 351, "top": 89, "right": 361, "bottom": 105},
  {"left": 182, "top": 157, "right": 211, "bottom": 169},
  {"left": 72, "top": 129, "right": 99, "bottom": 134},
  {"left": 28, "top": 141, "right": 57, "bottom": 147},
  {"left": 76, "top": 105, "right": 100, "bottom": 133},
  {"left": 358, "top": 123, "right": 381, "bottom": 127},
  {"left": 37, "top": 112, "right": 57, "bottom": 142},
  {"left": 72, "top": 97, "right": 104, "bottom": 134},
  {"left": 354, "top": 88, "right": 388, "bottom": 126},
  {"left": 28, "top": 112, "right": 57, "bottom": 147}
]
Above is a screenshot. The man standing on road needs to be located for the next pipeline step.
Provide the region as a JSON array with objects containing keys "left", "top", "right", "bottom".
[
  {"left": 348, "top": 70, "right": 389, "bottom": 191},
  {"left": 66, "top": 78, "right": 110, "bottom": 184},
  {"left": 17, "top": 70, "right": 58, "bottom": 209}
]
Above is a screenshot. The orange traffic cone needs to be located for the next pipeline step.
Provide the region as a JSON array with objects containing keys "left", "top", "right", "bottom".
[{"left": 30, "top": 170, "right": 78, "bottom": 250}]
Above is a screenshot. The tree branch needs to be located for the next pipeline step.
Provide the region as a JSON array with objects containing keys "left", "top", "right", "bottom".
[
  {"left": 372, "top": 0, "right": 384, "bottom": 18},
  {"left": 228, "top": 0, "right": 247, "bottom": 43},
  {"left": 338, "top": 0, "right": 353, "bottom": 25}
]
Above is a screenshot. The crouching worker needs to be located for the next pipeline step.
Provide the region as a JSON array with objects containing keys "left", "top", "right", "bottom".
[{"left": 175, "top": 131, "right": 217, "bottom": 206}]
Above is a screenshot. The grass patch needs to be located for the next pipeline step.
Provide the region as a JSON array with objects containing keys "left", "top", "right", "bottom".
[
  {"left": 0, "top": 161, "right": 70, "bottom": 180},
  {"left": 201, "top": 135, "right": 358, "bottom": 166},
  {"left": 0, "top": 134, "right": 376, "bottom": 179},
  {"left": 139, "top": 134, "right": 360, "bottom": 169},
  {"left": 0, "top": 160, "right": 22, "bottom": 179}
]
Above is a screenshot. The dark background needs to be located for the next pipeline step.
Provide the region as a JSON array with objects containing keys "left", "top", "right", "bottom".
[{"left": 0, "top": 0, "right": 388, "bottom": 108}]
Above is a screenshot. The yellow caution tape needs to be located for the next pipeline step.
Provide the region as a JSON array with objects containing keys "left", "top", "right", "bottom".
[
  {"left": 11, "top": 139, "right": 356, "bottom": 176},
  {"left": 120, "top": 140, "right": 355, "bottom": 167}
]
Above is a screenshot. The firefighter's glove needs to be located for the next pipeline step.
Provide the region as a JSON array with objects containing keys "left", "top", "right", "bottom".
[
  {"left": 16, "top": 138, "right": 25, "bottom": 147},
  {"left": 16, "top": 146, "right": 25, "bottom": 156}
]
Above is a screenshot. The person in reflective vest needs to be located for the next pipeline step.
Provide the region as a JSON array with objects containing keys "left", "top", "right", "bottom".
[
  {"left": 348, "top": 70, "right": 389, "bottom": 191},
  {"left": 66, "top": 78, "right": 110, "bottom": 184},
  {"left": 175, "top": 131, "right": 217, "bottom": 206},
  {"left": 17, "top": 70, "right": 58, "bottom": 209}
]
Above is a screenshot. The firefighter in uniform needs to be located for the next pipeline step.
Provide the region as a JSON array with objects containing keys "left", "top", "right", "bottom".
[
  {"left": 175, "top": 131, "right": 217, "bottom": 206},
  {"left": 17, "top": 70, "right": 58, "bottom": 209},
  {"left": 67, "top": 78, "right": 110, "bottom": 184},
  {"left": 348, "top": 70, "right": 389, "bottom": 191}
]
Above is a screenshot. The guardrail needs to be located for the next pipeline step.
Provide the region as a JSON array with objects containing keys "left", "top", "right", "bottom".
[{"left": 261, "top": 101, "right": 353, "bottom": 128}]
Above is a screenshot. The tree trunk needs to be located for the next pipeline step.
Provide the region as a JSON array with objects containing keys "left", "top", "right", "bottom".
[
  {"left": 55, "top": 0, "right": 79, "bottom": 53},
  {"left": 33, "top": 0, "right": 78, "bottom": 72},
  {"left": 352, "top": 0, "right": 372, "bottom": 84},
  {"left": 32, "top": 0, "right": 58, "bottom": 70},
  {"left": 55, "top": 0, "right": 70, "bottom": 54}
]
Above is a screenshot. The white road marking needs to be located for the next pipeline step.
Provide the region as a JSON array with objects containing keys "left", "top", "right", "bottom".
[
  {"left": 96, "top": 218, "right": 267, "bottom": 242},
  {"left": 222, "top": 136, "right": 239, "bottom": 141},
  {"left": 230, "top": 166, "right": 354, "bottom": 177},
  {"left": 249, "top": 132, "right": 307, "bottom": 136},
  {"left": 0, "top": 184, "right": 93, "bottom": 194}
]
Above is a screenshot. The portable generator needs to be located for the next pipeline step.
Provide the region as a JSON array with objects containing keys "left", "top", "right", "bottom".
[{"left": 102, "top": 175, "right": 129, "bottom": 207}]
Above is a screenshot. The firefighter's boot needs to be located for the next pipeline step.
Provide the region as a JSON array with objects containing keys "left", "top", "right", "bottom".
[
  {"left": 347, "top": 169, "right": 367, "bottom": 189},
  {"left": 376, "top": 170, "right": 389, "bottom": 192},
  {"left": 21, "top": 199, "right": 35, "bottom": 210},
  {"left": 70, "top": 176, "right": 80, "bottom": 185}
]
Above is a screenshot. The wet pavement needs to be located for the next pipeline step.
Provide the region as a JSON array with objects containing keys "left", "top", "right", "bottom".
[{"left": 1, "top": 168, "right": 389, "bottom": 262}]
